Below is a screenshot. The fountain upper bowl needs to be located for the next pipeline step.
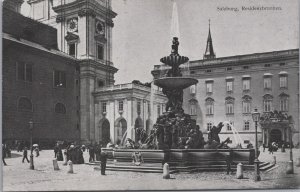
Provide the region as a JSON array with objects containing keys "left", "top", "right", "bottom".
[
  {"left": 160, "top": 55, "right": 189, "bottom": 66},
  {"left": 154, "top": 77, "right": 198, "bottom": 90}
]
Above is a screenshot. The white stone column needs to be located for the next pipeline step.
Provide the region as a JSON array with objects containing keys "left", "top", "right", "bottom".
[{"left": 109, "top": 100, "right": 115, "bottom": 143}]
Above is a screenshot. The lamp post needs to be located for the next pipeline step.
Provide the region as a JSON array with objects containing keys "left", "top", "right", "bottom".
[
  {"left": 29, "top": 120, "right": 34, "bottom": 170},
  {"left": 286, "top": 124, "right": 294, "bottom": 174},
  {"left": 252, "top": 108, "right": 261, "bottom": 181}
]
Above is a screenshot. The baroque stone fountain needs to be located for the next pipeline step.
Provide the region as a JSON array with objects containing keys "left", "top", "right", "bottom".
[{"left": 102, "top": 38, "right": 255, "bottom": 170}]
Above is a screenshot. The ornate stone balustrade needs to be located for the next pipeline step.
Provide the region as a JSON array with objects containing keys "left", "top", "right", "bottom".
[{"left": 95, "top": 83, "right": 163, "bottom": 95}]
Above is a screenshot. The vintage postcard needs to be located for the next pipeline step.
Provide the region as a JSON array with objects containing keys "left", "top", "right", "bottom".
[{"left": 2, "top": 0, "right": 299, "bottom": 191}]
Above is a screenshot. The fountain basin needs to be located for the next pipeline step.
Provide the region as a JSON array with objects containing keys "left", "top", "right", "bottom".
[
  {"left": 102, "top": 148, "right": 255, "bottom": 166},
  {"left": 154, "top": 77, "right": 198, "bottom": 90},
  {"left": 160, "top": 55, "right": 189, "bottom": 66}
]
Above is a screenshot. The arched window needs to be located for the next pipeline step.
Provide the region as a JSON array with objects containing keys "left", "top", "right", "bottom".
[
  {"left": 18, "top": 97, "right": 33, "bottom": 111},
  {"left": 205, "top": 97, "right": 214, "bottom": 115},
  {"left": 225, "top": 96, "right": 235, "bottom": 115},
  {"left": 242, "top": 95, "right": 252, "bottom": 114},
  {"left": 279, "top": 92, "right": 289, "bottom": 112},
  {"left": 263, "top": 94, "right": 273, "bottom": 112},
  {"left": 55, "top": 103, "right": 66, "bottom": 114},
  {"left": 189, "top": 98, "right": 198, "bottom": 116}
]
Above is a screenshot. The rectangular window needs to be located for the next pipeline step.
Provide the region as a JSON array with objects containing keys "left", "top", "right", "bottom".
[
  {"left": 226, "top": 103, "right": 234, "bottom": 114},
  {"left": 206, "top": 82, "right": 213, "bottom": 93},
  {"left": 207, "top": 123, "right": 212, "bottom": 131},
  {"left": 244, "top": 121, "right": 250, "bottom": 130},
  {"left": 137, "top": 101, "right": 141, "bottom": 114},
  {"left": 242, "top": 102, "right": 251, "bottom": 114},
  {"left": 263, "top": 100, "right": 272, "bottom": 112},
  {"left": 280, "top": 99, "right": 288, "bottom": 112},
  {"left": 190, "top": 85, "right": 196, "bottom": 94},
  {"left": 102, "top": 102, "right": 107, "bottom": 113},
  {"left": 243, "top": 79, "right": 250, "bottom": 90},
  {"left": 227, "top": 121, "right": 233, "bottom": 131},
  {"left": 264, "top": 64, "right": 271, "bottom": 67},
  {"left": 190, "top": 104, "right": 196, "bottom": 115},
  {"left": 68, "top": 43, "right": 76, "bottom": 57},
  {"left": 54, "top": 70, "right": 66, "bottom": 88},
  {"left": 226, "top": 81, "right": 233, "bottom": 92},
  {"left": 17, "top": 62, "right": 32, "bottom": 82},
  {"left": 157, "top": 105, "right": 161, "bottom": 116},
  {"left": 279, "top": 76, "right": 287, "bottom": 88},
  {"left": 97, "top": 44, "right": 104, "bottom": 60},
  {"left": 118, "top": 101, "right": 124, "bottom": 111},
  {"left": 206, "top": 104, "right": 214, "bottom": 115},
  {"left": 264, "top": 78, "right": 272, "bottom": 89},
  {"left": 280, "top": 63, "right": 285, "bottom": 66}
]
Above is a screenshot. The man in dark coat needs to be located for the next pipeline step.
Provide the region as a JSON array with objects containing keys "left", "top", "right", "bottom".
[
  {"left": 100, "top": 151, "right": 108, "bottom": 175},
  {"left": 22, "top": 147, "right": 30, "bottom": 163},
  {"left": 89, "top": 145, "right": 95, "bottom": 162}
]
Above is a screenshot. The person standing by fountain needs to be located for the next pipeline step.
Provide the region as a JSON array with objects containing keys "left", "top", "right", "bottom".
[{"left": 100, "top": 151, "right": 108, "bottom": 175}]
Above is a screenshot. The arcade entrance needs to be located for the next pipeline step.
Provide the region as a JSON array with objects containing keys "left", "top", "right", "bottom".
[{"left": 269, "top": 129, "right": 282, "bottom": 143}]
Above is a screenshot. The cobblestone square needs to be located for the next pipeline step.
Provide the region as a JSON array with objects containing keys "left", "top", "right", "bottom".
[{"left": 3, "top": 147, "right": 300, "bottom": 191}]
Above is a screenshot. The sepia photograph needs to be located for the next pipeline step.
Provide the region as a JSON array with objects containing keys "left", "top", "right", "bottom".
[{"left": 1, "top": 0, "right": 300, "bottom": 191}]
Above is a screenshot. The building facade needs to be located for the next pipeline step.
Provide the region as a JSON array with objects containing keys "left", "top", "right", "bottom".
[
  {"left": 152, "top": 26, "right": 299, "bottom": 147},
  {"left": 93, "top": 83, "right": 167, "bottom": 144},
  {"left": 3, "top": 5, "right": 80, "bottom": 145},
  {"left": 27, "top": 0, "right": 118, "bottom": 143}
]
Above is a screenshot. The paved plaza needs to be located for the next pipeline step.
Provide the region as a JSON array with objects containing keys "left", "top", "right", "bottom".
[{"left": 2, "top": 147, "right": 300, "bottom": 191}]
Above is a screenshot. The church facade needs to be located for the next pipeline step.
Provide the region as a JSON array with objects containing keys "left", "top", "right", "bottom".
[{"left": 3, "top": 0, "right": 166, "bottom": 146}]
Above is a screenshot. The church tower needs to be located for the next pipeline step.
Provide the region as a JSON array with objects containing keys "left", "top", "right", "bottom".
[
  {"left": 27, "top": 0, "right": 118, "bottom": 143},
  {"left": 203, "top": 19, "right": 216, "bottom": 60}
]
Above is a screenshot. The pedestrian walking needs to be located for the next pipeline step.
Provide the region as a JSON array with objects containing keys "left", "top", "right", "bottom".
[
  {"left": 89, "top": 145, "right": 95, "bottom": 162},
  {"left": 263, "top": 143, "right": 266, "bottom": 152},
  {"left": 269, "top": 144, "right": 273, "bottom": 155},
  {"left": 54, "top": 143, "right": 59, "bottom": 158},
  {"left": 2, "top": 144, "right": 7, "bottom": 166},
  {"left": 22, "top": 147, "right": 30, "bottom": 163},
  {"left": 226, "top": 155, "right": 232, "bottom": 175},
  {"left": 34, "top": 147, "right": 40, "bottom": 157},
  {"left": 100, "top": 151, "right": 108, "bottom": 175}
]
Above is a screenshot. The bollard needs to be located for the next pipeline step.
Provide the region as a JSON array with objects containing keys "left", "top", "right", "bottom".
[
  {"left": 236, "top": 163, "right": 243, "bottom": 179},
  {"left": 286, "top": 160, "right": 294, "bottom": 174},
  {"left": 295, "top": 157, "right": 300, "bottom": 167},
  {"left": 53, "top": 159, "right": 60, "bottom": 170},
  {"left": 272, "top": 156, "right": 276, "bottom": 164},
  {"left": 67, "top": 160, "right": 74, "bottom": 174},
  {"left": 162, "top": 163, "right": 170, "bottom": 179},
  {"left": 63, "top": 154, "right": 68, "bottom": 166}
]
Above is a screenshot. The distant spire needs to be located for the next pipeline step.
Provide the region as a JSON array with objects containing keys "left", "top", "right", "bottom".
[{"left": 203, "top": 19, "right": 216, "bottom": 60}]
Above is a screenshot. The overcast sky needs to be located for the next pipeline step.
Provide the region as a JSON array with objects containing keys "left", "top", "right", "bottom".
[{"left": 21, "top": 0, "right": 299, "bottom": 84}]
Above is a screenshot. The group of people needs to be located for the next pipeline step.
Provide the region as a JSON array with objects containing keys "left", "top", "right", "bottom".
[{"left": 54, "top": 143, "right": 85, "bottom": 164}]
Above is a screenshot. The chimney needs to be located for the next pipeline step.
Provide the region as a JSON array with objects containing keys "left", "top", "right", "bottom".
[{"left": 3, "top": 0, "right": 24, "bottom": 13}]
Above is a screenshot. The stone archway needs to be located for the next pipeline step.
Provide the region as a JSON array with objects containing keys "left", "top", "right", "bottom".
[
  {"left": 134, "top": 117, "right": 144, "bottom": 142},
  {"left": 115, "top": 118, "right": 127, "bottom": 144},
  {"left": 101, "top": 119, "right": 110, "bottom": 144},
  {"left": 270, "top": 129, "right": 282, "bottom": 143}
]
